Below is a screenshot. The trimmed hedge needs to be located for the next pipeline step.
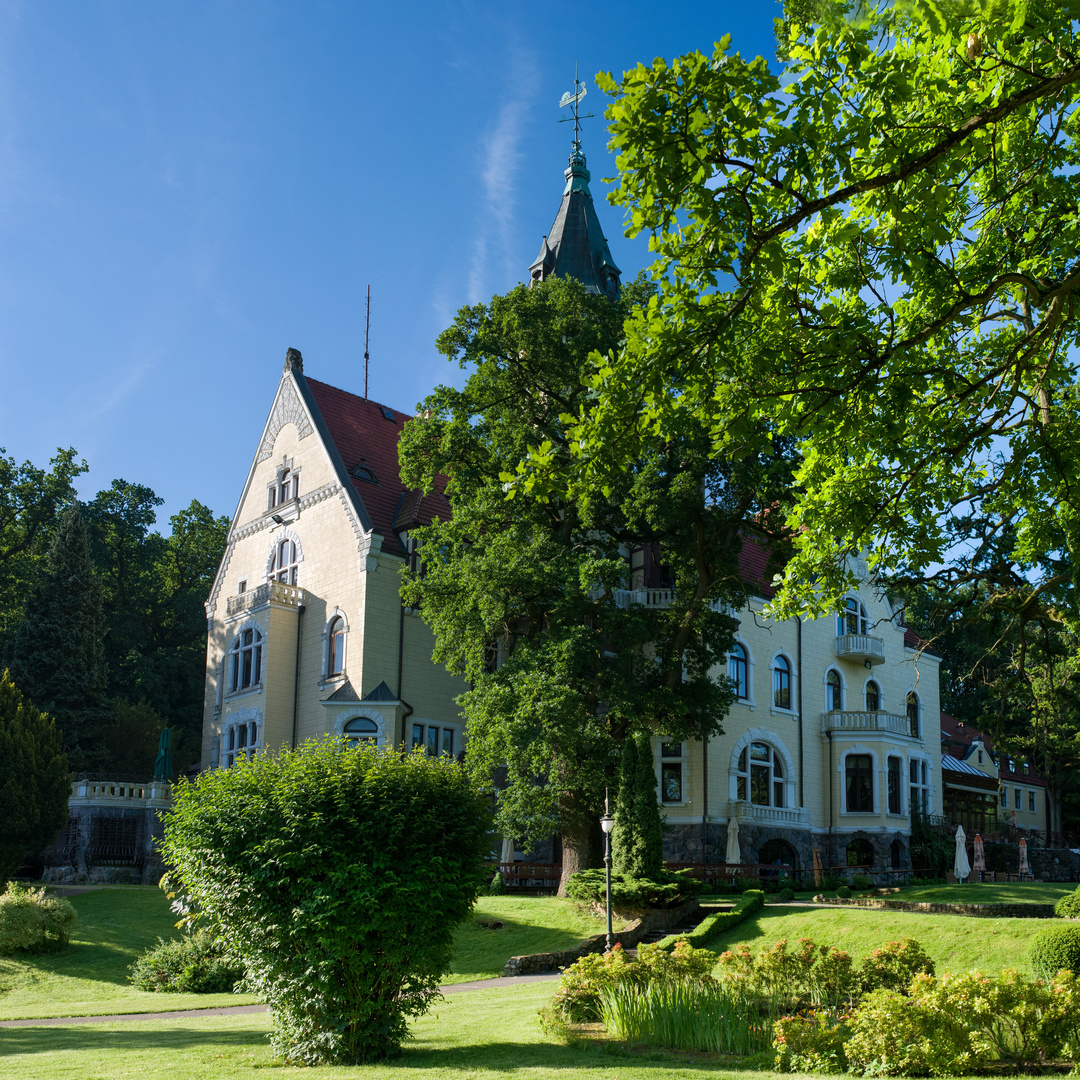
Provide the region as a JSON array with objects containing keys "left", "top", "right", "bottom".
[
  {"left": 1031, "top": 924, "right": 1080, "bottom": 977},
  {"left": 1054, "top": 887, "right": 1080, "bottom": 919},
  {"left": 564, "top": 868, "right": 703, "bottom": 909},
  {"left": 655, "top": 889, "right": 765, "bottom": 951}
]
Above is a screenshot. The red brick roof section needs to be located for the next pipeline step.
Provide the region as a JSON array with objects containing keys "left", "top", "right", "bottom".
[
  {"left": 304, "top": 377, "right": 450, "bottom": 558},
  {"left": 737, "top": 537, "right": 777, "bottom": 599}
]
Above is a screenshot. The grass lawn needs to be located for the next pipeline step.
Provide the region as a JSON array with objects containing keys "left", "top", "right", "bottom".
[
  {"left": 707, "top": 904, "right": 1045, "bottom": 974},
  {"left": 444, "top": 896, "right": 628, "bottom": 983},
  {"left": 0, "top": 887, "right": 621, "bottom": 1018},
  {"left": 0, "top": 887, "right": 259, "bottom": 1021},
  {"left": 0, "top": 981, "right": 793, "bottom": 1080},
  {"left": 893, "top": 882, "right": 1077, "bottom": 905}
]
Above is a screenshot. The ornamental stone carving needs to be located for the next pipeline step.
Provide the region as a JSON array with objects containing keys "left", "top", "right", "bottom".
[{"left": 257, "top": 377, "right": 313, "bottom": 463}]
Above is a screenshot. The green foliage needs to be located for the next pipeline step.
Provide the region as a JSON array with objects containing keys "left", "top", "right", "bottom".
[
  {"left": 773, "top": 1009, "right": 851, "bottom": 1074},
  {"left": 556, "top": 3, "right": 1080, "bottom": 656},
  {"left": 6, "top": 505, "right": 107, "bottom": 767},
  {"left": 0, "top": 671, "right": 71, "bottom": 880},
  {"left": 716, "top": 935, "right": 857, "bottom": 1011},
  {"left": 563, "top": 868, "right": 702, "bottom": 909},
  {"left": 488, "top": 869, "right": 508, "bottom": 895},
  {"left": 844, "top": 969, "right": 1080, "bottom": 1075},
  {"left": 777, "top": 887, "right": 795, "bottom": 902},
  {"left": 656, "top": 889, "right": 765, "bottom": 951},
  {"left": 549, "top": 939, "right": 717, "bottom": 1022},
  {"left": 859, "top": 937, "right": 936, "bottom": 993},
  {"left": 851, "top": 874, "right": 873, "bottom": 891},
  {"left": 611, "top": 733, "right": 664, "bottom": 880},
  {"left": 0, "top": 447, "right": 85, "bottom": 655},
  {"left": 0, "top": 882, "right": 76, "bottom": 954},
  {"left": 399, "top": 276, "right": 795, "bottom": 875},
  {"left": 909, "top": 811, "right": 954, "bottom": 876},
  {"left": 1055, "top": 886, "right": 1080, "bottom": 919},
  {"left": 1030, "top": 924, "right": 1080, "bottom": 976},
  {"left": 128, "top": 930, "right": 244, "bottom": 993},
  {"left": 599, "top": 978, "right": 768, "bottom": 1054},
  {"left": 836, "top": 885, "right": 852, "bottom": 899},
  {"left": 159, "top": 739, "right": 491, "bottom": 1065}
]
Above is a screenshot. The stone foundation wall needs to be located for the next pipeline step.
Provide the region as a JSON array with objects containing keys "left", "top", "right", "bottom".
[{"left": 502, "top": 898, "right": 702, "bottom": 976}]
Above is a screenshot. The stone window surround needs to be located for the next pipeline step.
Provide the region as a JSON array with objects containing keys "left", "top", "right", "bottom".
[
  {"left": 217, "top": 705, "right": 263, "bottom": 769},
  {"left": 265, "top": 526, "right": 304, "bottom": 584},
  {"left": 769, "top": 651, "right": 796, "bottom": 716},
  {"left": 333, "top": 709, "right": 388, "bottom": 748},
  {"left": 320, "top": 607, "right": 349, "bottom": 685},
  {"left": 225, "top": 618, "right": 265, "bottom": 700},
  {"left": 825, "top": 666, "right": 846, "bottom": 711},
  {"left": 727, "top": 727, "right": 797, "bottom": 809},
  {"left": 728, "top": 637, "right": 756, "bottom": 707},
  {"left": 839, "top": 744, "right": 879, "bottom": 816},
  {"left": 656, "top": 737, "right": 689, "bottom": 807}
]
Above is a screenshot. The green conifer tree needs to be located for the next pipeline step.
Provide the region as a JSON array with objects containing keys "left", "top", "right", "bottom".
[
  {"left": 611, "top": 736, "right": 640, "bottom": 877},
  {"left": 0, "top": 670, "right": 71, "bottom": 879},
  {"left": 6, "top": 505, "right": 107, "bottom": 768},
  {"left": 635, "top": 733, "right": 665, "bottom": 880}
]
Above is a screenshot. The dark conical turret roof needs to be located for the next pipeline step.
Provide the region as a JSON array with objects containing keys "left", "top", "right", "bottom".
[{"left": 529, "top": 143, "right": 621, "bottom": 300}]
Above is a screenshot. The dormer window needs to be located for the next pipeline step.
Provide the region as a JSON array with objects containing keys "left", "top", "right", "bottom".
[
  {"left": 349, "top": 463, "right": 378, "bottom": 484},
  {"left": 268, "top": 466, "right": 298, "bottom": 509}
]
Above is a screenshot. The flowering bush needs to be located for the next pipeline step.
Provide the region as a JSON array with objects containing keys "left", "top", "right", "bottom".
[
  {"left": 859, "top": 936, "right": 935, "bottom": 993},
  {"left": 716, "top": 936, "right": 856, "bottom": 1009},
  {"left": 549, "top": 939, "right": 716, "bottom": 1021},
  {"left": 773, "top": 1009, "right": 851, "bottom": 1073}
]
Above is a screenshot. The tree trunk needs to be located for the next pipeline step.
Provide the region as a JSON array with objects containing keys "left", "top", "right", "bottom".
[{"left": 556, "top": 790, "right": 602, "bottom": 896}]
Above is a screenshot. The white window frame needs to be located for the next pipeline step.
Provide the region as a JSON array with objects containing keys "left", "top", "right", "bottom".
[
  {"left": 728, "top": 728, "right": 797, "bottom": 809},
  {"left": 886, "top": 754, "right": 904, "bottom": 816},
  {"left": 334, "top": 709, "right": 387, "bottom": 749},
  {"left": 657, "top": 738, "right": 689, "bottom": 805},
  {"left": 409, "top": 719, "right": 460, "bottom": 758},
  {"left": 728, "top": 638, "right": 755, "bottom": 706},
  {"left": 837, "top": 596, "right": 869, "bottom": 636},
  {"left": 824, "top": 667, "right": 845, "bottom": 712},
  {"left": 321, "top": 608, "right": 349, "bottom": 682},
  {"left": 909, "top": 754, "right": 933, "bottom": 815},
  {"left": 226, "top": 621, "right": 264, "bottom": 697},
  {"left": 770, "top": 652, "right": 795, "bottom": 714},
  {"left": 265, "top": 528, "right": 304, "bottom": 585},
  {"left": 863, "top": 677, "right": 882, "bottom": 712},
  {"left": 839, "top": 745, "right": 878, "bottom": 816}
]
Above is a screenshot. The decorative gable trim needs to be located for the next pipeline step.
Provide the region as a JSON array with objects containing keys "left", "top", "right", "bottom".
[{"left": 257, "top": 377, "right": 314, "bottom": 463}]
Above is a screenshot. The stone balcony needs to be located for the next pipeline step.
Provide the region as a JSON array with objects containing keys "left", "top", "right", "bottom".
[
  {"left": 727, "top": 800, "right": 810, "bottom": 826},
  {"left": 69, "top": 779, "right": 173, "bottom": 809},
  {"left": 227, "top": 580, "right": 305, "bottom": 617},
  {"left": 821, "top": 710, "right": 914, "bottom": 737},
  {"left": 613, "top": 587, "right": 675, "bottom": 609},
  {"left": 835, "top": 633, "right": 885, "bottom": 664}
]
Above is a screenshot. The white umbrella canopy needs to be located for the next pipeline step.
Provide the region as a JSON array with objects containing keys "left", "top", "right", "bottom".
[
  {"left": 726, "top": 817, "right": 741, "bottom": 866},
  {"left": 954, "top": 825, "right": 971, "bottom": 881},
  {"left": 972, "top": 833, "right": 986, "bottom": 873},
  {"left": 1019, "top": 837, "right": 1030, "bottom": 875},
  {"left": 500, "top": 836, "right": 515, "bottom": 864}
]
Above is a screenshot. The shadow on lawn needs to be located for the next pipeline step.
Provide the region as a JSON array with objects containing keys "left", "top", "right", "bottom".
[{"left": 0, "top": 1024, "right": 267, "bottom": 1056}]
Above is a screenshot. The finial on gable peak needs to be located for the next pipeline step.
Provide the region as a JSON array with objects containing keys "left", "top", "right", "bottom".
[{"left": 284, "top": 347, "right": 304, "bottom": 374}]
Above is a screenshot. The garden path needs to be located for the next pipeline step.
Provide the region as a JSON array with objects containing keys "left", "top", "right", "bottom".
[{"left": 0, "top": 972, "right": 562, "bottom": 1027}]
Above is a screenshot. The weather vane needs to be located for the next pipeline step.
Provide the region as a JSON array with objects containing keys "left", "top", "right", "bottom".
[{"left": 558, "top": 64, "right": 594, "bottom": 151}]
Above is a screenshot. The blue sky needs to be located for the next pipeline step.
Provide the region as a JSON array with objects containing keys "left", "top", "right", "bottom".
[{"left": 0, "top": 1, "right": 780, "bottom": 526}]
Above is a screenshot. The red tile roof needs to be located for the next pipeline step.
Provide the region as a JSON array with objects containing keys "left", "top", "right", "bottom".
[
  {"left": 940, "top": 712, "right": 1044, "bottom": 787},
  {"left": 303, "top": 376, "right": 449, "bottom": 558}
]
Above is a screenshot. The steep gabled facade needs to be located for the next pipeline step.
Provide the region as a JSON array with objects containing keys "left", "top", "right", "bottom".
[{"left": 200, "top": 349, "right": 466, "bottom": 769}]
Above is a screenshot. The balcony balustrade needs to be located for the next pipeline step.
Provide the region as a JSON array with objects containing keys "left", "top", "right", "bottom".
[
  {"left": 821, "top": 710, "right": 914, "bottom": 737},
  {"left": 613, "top": 587, "right": 675, "bottom": 609},
  {"left": 727, "top": 799, "right": 810, "bottom": 826},
  {"left": 835, "top": 633, "right": 885, "bottom": 664},
  {"left": 227, "top": 581, "right": 305, "bottom": 617}
]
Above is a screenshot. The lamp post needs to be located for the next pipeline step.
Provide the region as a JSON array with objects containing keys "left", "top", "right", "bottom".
[{"left": 600, "top": 791, "right": 615, "bottom": 952}]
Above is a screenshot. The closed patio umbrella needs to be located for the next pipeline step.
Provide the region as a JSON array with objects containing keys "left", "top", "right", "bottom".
[
  {"left": 813, "top": 846, "right": 823, "bottom": 888},
  {"left": 152, "top": 727, "right": 173, "bottom": 783},
  {"left": 1019, "top": 837, "right": 1030, "bottom": 877},
  {"left": 500, "top": 836, "right": 514, "bottom": 865},
  {"left": 725, "top": 817, "right": 741, "bottom": 869},
  {"left": 953, "top": 824, "right": 970, "bottom": 882},
  {"left": 972, "top": 833, "right": 986, "bottom": 878}
]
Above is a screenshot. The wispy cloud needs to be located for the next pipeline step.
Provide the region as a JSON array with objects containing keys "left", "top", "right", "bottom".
[{"left": 465, "top": 49, "right": 539, "bottom": 304}]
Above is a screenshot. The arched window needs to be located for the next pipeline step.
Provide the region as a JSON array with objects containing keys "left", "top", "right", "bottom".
[
  {"left": 343, "top": 717, "right": 378, "bottom": 746},
  {"left": 845, "top": 754, "right": 873, "bottom": 812},
  {"left": 846, "top": 838, "right": 873, "bottom": 867},
  {"left": 736, "top": 741, "right": 785, "bottom": 807},
  {"left": 773, "top": 656, "right": 791, "bottom": 710},
  {"left": 270, "top": 538, "right": 299, "bottom": 585},
  {"left": 758, "top": 838, "right": 798, "bottom": 870},
  {"left": 826, "top": 670, "right": 843, "bottom": 711},
  {"left": 906, "top": 692, "right": 920, "bottom": 738},
  {"left": 838, "top": 597, "right": 869, "bottom": 636},
  {"left": 865, "top": 680, "right": 880, "bottom": 711},
  {"left": 229, "top": 628, "right": 263, "bottom": 692},
  {"left": 327, "top": 616, "right": 345, "bottom": 676},
  {"left": 890, "top": 838, "right": 905, "bottom": 869},
  {"left": 729, "top": 643, "right": 748, "bottom": 700}
]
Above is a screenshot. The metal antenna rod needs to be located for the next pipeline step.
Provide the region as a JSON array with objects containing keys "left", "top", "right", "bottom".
[{"left": 364, "top": 284, "right": 371, "bottom": 401}]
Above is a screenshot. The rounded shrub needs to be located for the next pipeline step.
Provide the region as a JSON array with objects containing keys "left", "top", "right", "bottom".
[
  {"left": 836, "top": 885, "right": 852, "bottom": 899},
  {"left": 1053, "top": 887, "right": 1080, "bottom": 919},
  {"left": 128, "top": 930, "right": 244, "bottom": 993},
  {"left": 1030, "top": 924, "right": 1080, "bottom": 977},
  {"left": 488, "top": 870, "right": 507, "bottom": 895},
  {"left": 777, "top": 887, "right": 795, "bottom": 902}
]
